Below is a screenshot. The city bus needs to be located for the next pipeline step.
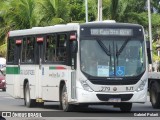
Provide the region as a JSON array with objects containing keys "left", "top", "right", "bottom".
[{"left": 6, "top": 21, "right": 148, "bottom": 112}]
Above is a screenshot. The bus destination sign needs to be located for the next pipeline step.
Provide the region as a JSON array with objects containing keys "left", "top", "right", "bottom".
[{"left": 90, "top": 29, "right": 133, "bottom": 36}]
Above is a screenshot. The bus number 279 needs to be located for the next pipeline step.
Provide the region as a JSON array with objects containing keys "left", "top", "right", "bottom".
[{"left": 100, "top": 87, "right": 110, "bottom": 92}]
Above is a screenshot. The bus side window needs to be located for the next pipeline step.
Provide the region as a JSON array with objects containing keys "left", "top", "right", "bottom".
[
  {"left": 25, "top": 37, "right": 35, "bottom": 63},
  {"left": 45, "top": 35, "right": 56, "bottom": 62},
  {"left": 56, "top": 34, "right": 67, "bottom": 62},
  {"left": 7, "top": 38, "right": 15, "bottom": 63},
  {"left": 26, "top": 37, "right": 35, "bottom": 63}
]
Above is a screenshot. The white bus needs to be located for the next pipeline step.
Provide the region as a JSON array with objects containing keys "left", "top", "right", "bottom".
[{"left": 6, "top": 21, "right": 148, "bottom": 112}]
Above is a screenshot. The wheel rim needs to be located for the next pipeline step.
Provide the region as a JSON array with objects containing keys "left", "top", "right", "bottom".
[
  {"left": 151, "top": 87, "right": 157, "bottom": 105},
  {"left": 62, "top": 91, "right": 68, "bottom": 110}
]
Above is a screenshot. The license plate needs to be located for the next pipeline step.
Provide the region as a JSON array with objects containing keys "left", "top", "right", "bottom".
[{"left": 108, "top": 98, "right": 121, "bottom": 102}]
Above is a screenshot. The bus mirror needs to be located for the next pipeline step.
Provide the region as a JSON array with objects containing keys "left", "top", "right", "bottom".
[
  {"left": 71, "top": 41, "right": 78, "bottom": 53},
  {"left": 146, "top": 41, "right": 152, "bottom": 64}
]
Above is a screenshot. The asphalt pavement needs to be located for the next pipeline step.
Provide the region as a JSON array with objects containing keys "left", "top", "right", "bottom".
[{"left": 0, "top": 90, "right": 160, "bottom": 120}]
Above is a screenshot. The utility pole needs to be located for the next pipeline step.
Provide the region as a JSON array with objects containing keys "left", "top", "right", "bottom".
[
  {"left": 85, "top": 0, "right": 88, "bottom": 22},
  {"left": 148, "top": 0, "right": 152, "bottom": 60},
  {"left": 98, "top": 0, "right": 102, "bottom": 21}
]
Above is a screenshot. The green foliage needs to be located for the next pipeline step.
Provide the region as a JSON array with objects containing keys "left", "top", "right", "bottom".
[
  {"left": 152, "top": 42, "right": 160, "bottom": 61},
  {"left": 88, "top": 0, "right": 97, "bottom": 21},
  {"left": 125, "top": 0, "right": 146, "bottom": 13},
  {"left": 0, "top": 43, "right": 7, "bottom": 57},
  {"left": 37, "top": 0, "right": 70, "bottom": 26},
  {"left": 0, "top": 0, "right": 11, "bottom": 41},
  {"left": 37, "top": 0, "right": 56, "bottom": 26},
  {"left": 69, "top": 0, "right": 96, "bottom": 22},
  {"left": 110, "top": 0, "right": 119, "bottom": 20},
  {"left": 7, "top": 0, "right": 38, "bottom": 29},
  {"left": 69, "top": 0, "right": 85, "bottom": 21}
]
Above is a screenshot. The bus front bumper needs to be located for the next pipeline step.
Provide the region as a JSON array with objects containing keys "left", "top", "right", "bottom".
[{"left": 71, "top": 88, "right": 147, "bottom": 104}]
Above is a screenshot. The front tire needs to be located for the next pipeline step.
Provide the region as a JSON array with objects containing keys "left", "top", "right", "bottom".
[
  {"left": 150, "top": 82, "right": 160, "bottom": 109},
  {"left": 60, "top": 84, "right": 74, "bottom": 112},
  {"left": 24, "top": 82, "right": 36, "bottom": 107},
  {"left": 119, "top": 103, "right": 132, "bottom": 112}
]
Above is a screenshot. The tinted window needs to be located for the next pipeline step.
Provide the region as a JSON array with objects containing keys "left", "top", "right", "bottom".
[
  {"left": 56, "top": 34, "right": 67, "bottom": 62},
  {"left": 44, "top": 34, "right": 67, "bottom": 63},
  {"left": 7, "top": 38, "right": 15, "bottom": 63},
  {"left": 45, "top": 35, "right": 56, "bottom": 62},
  {"left": 21, "top": 37, "right": 35, "bottom": 63}
]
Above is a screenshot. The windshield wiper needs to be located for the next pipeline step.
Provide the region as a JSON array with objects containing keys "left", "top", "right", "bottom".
[
  {"left": 116, "top": 38, "right": 130, "bottom": 56},
  {"left": 96, "top": 39, "right": 111, "bottom": 56}
]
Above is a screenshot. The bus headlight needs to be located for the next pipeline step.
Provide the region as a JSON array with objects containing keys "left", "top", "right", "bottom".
[
  {"left": 136, "top": 79, "right": 147, "bottom": 92},
  {"left": 80, "top": 80, "right": 93, "bottom": 92}
]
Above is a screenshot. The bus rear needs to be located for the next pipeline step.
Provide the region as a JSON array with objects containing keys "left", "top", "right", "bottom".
[{"left": 73, "top": 22, "right": 148, "bottom": 112}]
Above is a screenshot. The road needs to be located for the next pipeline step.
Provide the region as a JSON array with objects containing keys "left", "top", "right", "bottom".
[{"left": 0, "top": 90, "right": 160, "bottom": 120}]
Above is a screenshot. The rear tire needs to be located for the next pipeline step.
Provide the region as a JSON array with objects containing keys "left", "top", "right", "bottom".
[
  {"left": 60, "top": 84, "right": 74, "bottom": 112},
  {"left": 24, "top": 82, "right": 36, "bottom": 107},
  {"left": 150, "top": 82, "right": 160, "bottom": 109},
  {"left": 119, "top": 103, "right": 132, "bottom": 112}
]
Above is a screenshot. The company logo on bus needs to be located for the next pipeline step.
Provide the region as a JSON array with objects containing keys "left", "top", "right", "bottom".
[{"left": 113, "top": 87, "right": 117, "bottom": 91}]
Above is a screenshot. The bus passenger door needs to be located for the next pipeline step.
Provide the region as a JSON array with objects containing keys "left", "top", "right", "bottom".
[
  {"left": 40, "top": 34, "right": 60, "bottom": 101},
  {"left": 36, "top": 37, "right": 44, "bottom": 101},
  {"left": 14, "top": 39, "right": 22, "bottom": 98}
]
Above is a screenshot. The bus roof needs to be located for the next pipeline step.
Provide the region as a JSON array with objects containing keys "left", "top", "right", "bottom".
[
  {"left": 9, "top": 22, "right": 143, "bottom": 37},
  {"left": 9, "top": 23, "right": 79, "bottom": 37},
  {"left": 80, "top": 22, "right": 142, "bottom": 28}
]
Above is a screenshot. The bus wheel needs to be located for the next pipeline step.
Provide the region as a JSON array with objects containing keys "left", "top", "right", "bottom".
[
  {"left": 119, "top": 103, "right": 132, "bottom": 112},
  {"left": 150, "top": 82, "right": 160, "bottom": 109},
  {"left": 24, "top": 82, "right": 36, "bottom": 107},
  {"left": 61, "top": 85, "right": 74, "bottom": 112}
]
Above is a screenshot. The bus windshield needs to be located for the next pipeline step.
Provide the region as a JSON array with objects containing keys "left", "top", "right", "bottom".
[{"left": 80, "top": 37, "right": 145, "bottom": 77}]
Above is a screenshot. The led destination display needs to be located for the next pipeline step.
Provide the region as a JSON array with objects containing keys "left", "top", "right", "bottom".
[{"left": 91, "top": 29, "right": 133, "bottom": 36}]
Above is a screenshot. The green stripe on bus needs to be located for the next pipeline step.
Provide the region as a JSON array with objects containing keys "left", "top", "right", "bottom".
[{"left": 6, "top": 67, "right": 20, "bottom": 74}]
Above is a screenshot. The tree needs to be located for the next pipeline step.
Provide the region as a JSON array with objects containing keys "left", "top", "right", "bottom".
[
  {"left": 0, "top": 0, "right": 11, "bottom": 41},
  {"left": 5, "top": 0, "right": 39, "bottom": 29},
  {"left": 0, "top": 0, "right": 37, "bottom": 36},
  {"left": 69, "top": 0, "right": 85, "bottom": 22},
  {"left": 69, "top": 0, "right": 97, "bottom": 22},
  {"left": 38, "top": 0, "right": 70, "bottom": 26},
  {"left": 103, "top": 0, "right": 130, "bottom": 21},
  {"left": 0, "top": 0, "right": 40, "bottom": 57},
  {"left": 88, "top": 0, "right": 97, "bottom": 21}
]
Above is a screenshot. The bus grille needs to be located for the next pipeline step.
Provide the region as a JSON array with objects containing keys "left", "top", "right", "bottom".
[{"left": 96, "top": 94, "right": 133, "bottom": 101}]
